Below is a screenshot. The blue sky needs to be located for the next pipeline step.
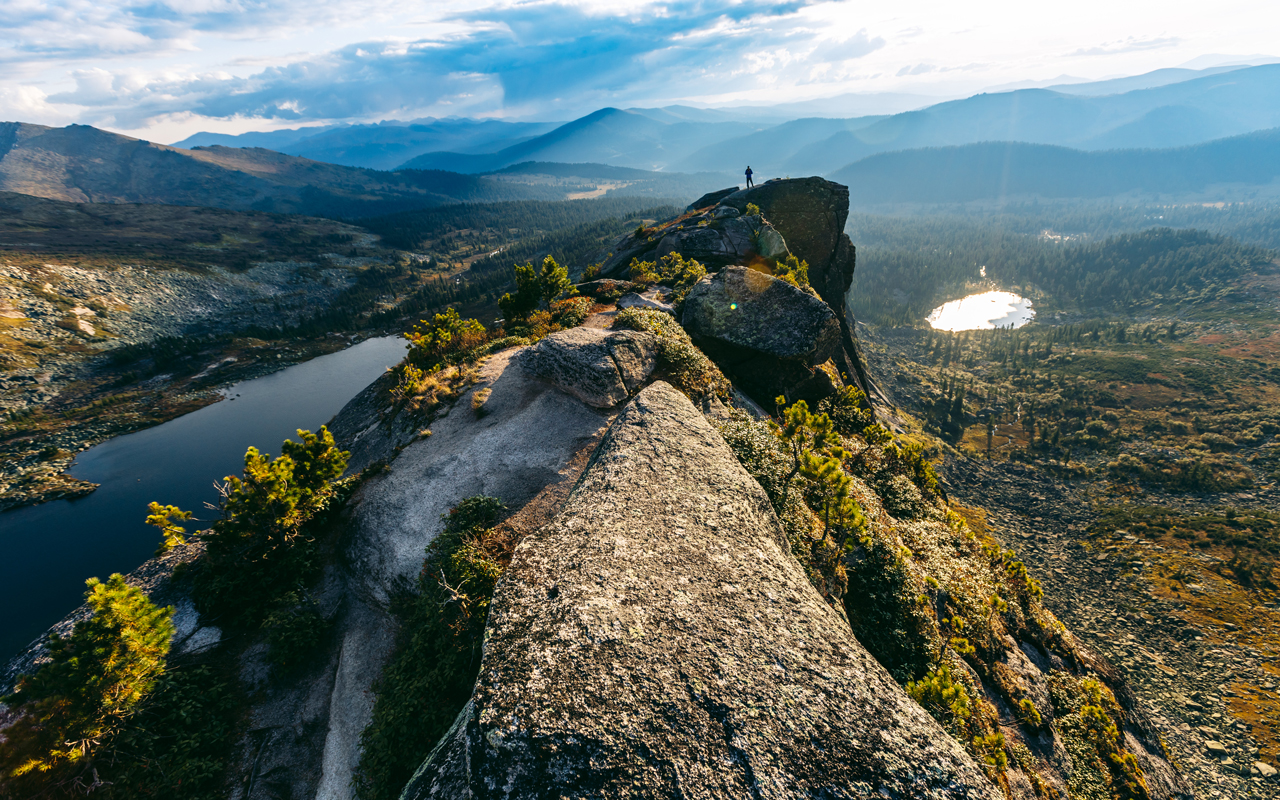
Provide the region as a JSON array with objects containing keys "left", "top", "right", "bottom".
[{"left": 2, "top": 0, "right": 1278, "bottom": 142}]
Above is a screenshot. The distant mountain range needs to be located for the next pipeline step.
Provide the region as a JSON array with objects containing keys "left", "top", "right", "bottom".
[
  {"left": 164, "top": 63, "right": 1280, "bottom": 180},
  {"left": 830, "top": 128, "right": 1280, "bottom": 205},
  {"left": 401, "top": 64, "right": 1280, "bottom": 176},
  {"left": 172, "top": 118, "right": 563, "bottom": 172},
  {"left": 0, "top": 122, "right": 572, "bottom": 217},
  {"left": 7, "top": 62, "right": 1280, "bottom": 217},
  {"left": 398, "top": 108, "right": 763, "bottom": 173}
]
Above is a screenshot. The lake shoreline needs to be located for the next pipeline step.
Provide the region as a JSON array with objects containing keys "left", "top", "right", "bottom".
[
  {"left": 0, "top": 331, "right": 395, "bottom": 513},
  {"left": 0, "top": 334, "right": 408, "bottom": 659}
]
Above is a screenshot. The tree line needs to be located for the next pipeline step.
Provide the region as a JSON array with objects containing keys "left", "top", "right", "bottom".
[{"left": 849, "top": 214, "right": 1276, "bottom": 326}]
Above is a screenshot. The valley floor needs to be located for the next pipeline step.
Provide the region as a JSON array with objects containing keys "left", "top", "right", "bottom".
[
  {"left": 945, "top": 458, "right": 1280, "bottom": 798},
  {"left": 862, "top": 307, "right": 1280, "bottom": 796}
]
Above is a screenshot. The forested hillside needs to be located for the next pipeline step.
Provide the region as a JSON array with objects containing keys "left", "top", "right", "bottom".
[{"left": 849, "top": 215, "right": 1276, "bottom": 325}]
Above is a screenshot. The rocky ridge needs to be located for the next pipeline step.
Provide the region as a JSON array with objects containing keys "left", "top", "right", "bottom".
[
  {"left": 404, "top": 381, "right": 1000, "bottom": 799},
  {"left": 598, "top": 177, "right": 881, "bottom": 405},
  {"left": 2, "top": 177, "right": 1198, "bottom": 800}
]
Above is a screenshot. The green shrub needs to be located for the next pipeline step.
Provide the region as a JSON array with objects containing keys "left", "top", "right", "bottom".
[
  {"left": 626, "top": 253, "right": 706, "bottom": 311},
  {"left": 549, "top": 295, "right": 593, "bottom": 329},
  {"left": 194, "top": 427, "right": 349, "bottom": 628},
  {"left": 354, "top": 496, "right": 507, "bottom": 800},
  {"left": 907, "top": 664, "right": 972, "bottom": 724},
  {"left": 262, "top": 591, "right": 329, "bottom": 670},
  {"left": 405, "top": 307, "right": 488, "bottom": 370},
  {"left": 879, "top": 473, "right": 927, "bottom": 520},
  {"left": 844, "top": 533, "right": 936, "bottom": 683},
  {"left": 99, "top": 664, "right": 240, "bottom": 800},
  {"left": 146, "top": 502, "right": 192, "bottom": 555},
  {"left": 2, "top": 575, "right": 173, "bottom": 792},
  {"left": 817, "top": 386, "right": 875, "bottom": 438},
  {"left": 745, "top": 202, "right": 762, "bottom": 217},
  {"left": 773, "top": 254, "right": 809, "bottom": 287},
  {"left": 461, "top": 335, "right": 531, "bottom": 362},
  {"left": 1049, "top": 672, "right": 1150, "bottom": 800},
  {"left": 1017, "top": 698, "right": 1043, "bottom": 728},
  {"left": 612, "top": 308, "right": 731, "bottom": 401}
]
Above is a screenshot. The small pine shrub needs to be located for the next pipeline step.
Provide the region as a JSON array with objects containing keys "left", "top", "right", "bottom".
[
  {"left": 405, "top": 307, "right": 488, "bottom": 371},
  {"left": 262, "top": 591, "right": 328, "bottom": 670},
  {"left": 146, "top": 502, "right": 192, "bottom": 555},
  {"left": 1, "top": 575, "right": 174, "bottom": 793},
  {"left": 193, "top": 427, "right": 349, "bottom": 629},
  {"left": 818, "top": 386, "right": 875, "bottom": 438},
  {"left": 907, "top": 664, "right": 972, "bottom": 723},
  {"left": 549, "top": 295, "right": 593, "bottom": 329},
  {"left": 626, "top": 253, "right": 706, "bottom": 311},
  {"left": 773, "top": 254, "right": 810, "bottom": 287}
]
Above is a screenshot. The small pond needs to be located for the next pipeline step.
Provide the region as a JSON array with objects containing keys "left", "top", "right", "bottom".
[
  {"left": 927, "top": 291, "right": 1035, "bottom": 331},
  {"left": 0, "top": 336, "right": 408, "bottom": 661}
]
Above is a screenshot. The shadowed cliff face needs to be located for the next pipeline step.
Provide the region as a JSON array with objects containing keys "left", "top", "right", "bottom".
[
  {"left": 615, "top": 177, "right": 882, "bottom": 405},
  {"left": 403, "top": 381, "right": 1001, "bottom": 799}
]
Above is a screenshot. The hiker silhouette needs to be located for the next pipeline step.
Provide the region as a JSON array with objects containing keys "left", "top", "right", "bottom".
[{"left": 745, "top": 166, "right": 754, "bottom": 188}]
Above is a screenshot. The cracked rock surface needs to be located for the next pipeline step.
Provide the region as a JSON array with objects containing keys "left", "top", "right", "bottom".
[
  {"left": 520, "top": 326, "right": 658, "bottom": 408},
  {"left": 403, "top": 381, "right": 1000, "bottom": 799}
]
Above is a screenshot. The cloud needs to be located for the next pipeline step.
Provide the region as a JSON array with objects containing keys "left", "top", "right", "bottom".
[
  {"left": 31, "top": 0, "right": 894, "bottom": 127},
  {"left": 0, "top": 85, "right": 73, "bottom": 126},
  {"left": 1071, "top": 36, "right": 1181, "bottom": 57}
]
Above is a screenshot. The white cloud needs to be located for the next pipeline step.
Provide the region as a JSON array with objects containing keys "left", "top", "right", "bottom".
[
  {"left": 0, "top": 0, "right": 1278, "bottom": 136},
  {"left": 1071, "top": 36, "right": 1182, "bottom": 57}
]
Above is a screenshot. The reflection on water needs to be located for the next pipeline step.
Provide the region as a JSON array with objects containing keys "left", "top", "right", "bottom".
[
  {"left": 927, "top": 291, "right": 1035, "bottom": 331},
  {"left": 0, "top": 336, "right": 407, "bottom": 661}
]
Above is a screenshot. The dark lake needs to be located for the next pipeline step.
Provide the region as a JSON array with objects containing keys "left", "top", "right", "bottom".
[{"left": 1, "top": 336, "right": 407, "bottom": 662}]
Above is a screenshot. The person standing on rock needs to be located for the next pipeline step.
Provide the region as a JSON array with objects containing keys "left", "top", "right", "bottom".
[{"left": 745, "top": 165, "right": 754, "bottom": 188}]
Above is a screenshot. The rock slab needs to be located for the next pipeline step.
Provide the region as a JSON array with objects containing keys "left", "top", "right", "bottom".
[
  {"left": 402, "top": 381, "right": 1000, "bottom": 799},
  {"left": 521, "top": 327, "right": 658, "bottom": 408},
  {"left": 682, "top": 265, "right": 841, "bottom": 404}
]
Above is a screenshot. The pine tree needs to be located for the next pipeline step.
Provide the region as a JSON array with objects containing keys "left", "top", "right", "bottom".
[
  {"left": 1, "top": 575, "right": 173, "bottom": 793},
  {"left": 536, "top": 255, "right": 572, "bottom": 308},
  {"left": 145, "top": 502, "right": 192, "bottom": 555}
]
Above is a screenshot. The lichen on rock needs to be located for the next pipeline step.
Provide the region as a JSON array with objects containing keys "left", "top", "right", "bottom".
[{"left": 402, "top": 381, "right": 1001, "bottom": 799}]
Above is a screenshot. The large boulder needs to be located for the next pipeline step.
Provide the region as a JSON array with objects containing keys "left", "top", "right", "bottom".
[
  {"left": 521, "top": 327, "right": 658, "bottom": 408},
  {"left": 716, "top": 177, "right": 880, "bottom": 404},
  {"left": 718, "top": 177, "right": 852, "bottom": 312},
  {"left": 403, "top": 381, "right": 1000, "bottom": 799},
  {"left": 682, "top": 265, "right": 841, "bottom": 404}
]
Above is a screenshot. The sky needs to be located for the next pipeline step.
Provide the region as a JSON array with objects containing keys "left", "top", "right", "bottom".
[{"left": 2, "top": 0, "right": 1279, "bottom": 144}]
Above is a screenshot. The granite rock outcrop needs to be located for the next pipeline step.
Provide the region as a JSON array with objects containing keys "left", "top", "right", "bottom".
[
  {"left": 682, "top": 265, "right": 842, "bottom": 404},
  {"left": 402, "top": 381, "right": 1002, "bottom": 799}
]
